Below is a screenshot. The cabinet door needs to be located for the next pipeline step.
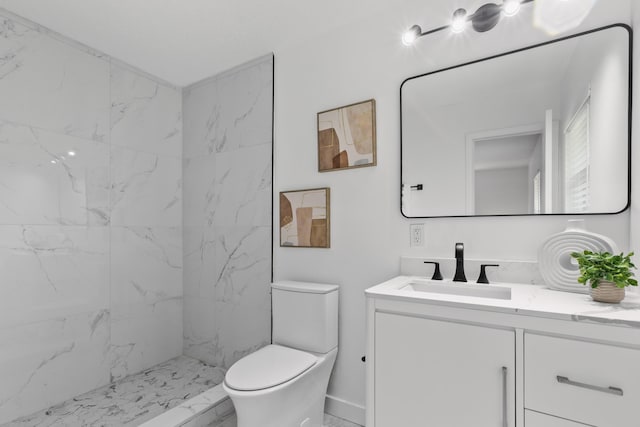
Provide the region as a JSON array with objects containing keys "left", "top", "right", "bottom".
[{"left": 374, "top": 312, "right": 515, "bottom": 427}]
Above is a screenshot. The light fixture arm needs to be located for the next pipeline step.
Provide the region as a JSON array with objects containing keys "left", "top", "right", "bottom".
[{"left": 421, "top": 24, "right": 451, "bottom": 37}]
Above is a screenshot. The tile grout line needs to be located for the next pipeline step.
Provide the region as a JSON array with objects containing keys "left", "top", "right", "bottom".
[{"left": 107, "top": 56, "right": 113, "bottom": 383}]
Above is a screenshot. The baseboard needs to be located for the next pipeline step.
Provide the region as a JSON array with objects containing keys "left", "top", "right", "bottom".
[{"left": 325, "top": 395, "right": 365, "bottom": 426}]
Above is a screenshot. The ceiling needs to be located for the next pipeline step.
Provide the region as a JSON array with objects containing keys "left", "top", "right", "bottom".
[
  {"left": 474, "top": 134, "right": 541, "bottom": 171},
  {"left": 0, "top": 0, "right": 406, "bottom": 86}
]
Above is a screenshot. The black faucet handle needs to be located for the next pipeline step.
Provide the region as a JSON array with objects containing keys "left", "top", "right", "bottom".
[
  {"left": 477, "top": 264, "right": 500, "bottom": 284},
  {"left": 423, "top": 261, "right": 443, "bottom": 280}
]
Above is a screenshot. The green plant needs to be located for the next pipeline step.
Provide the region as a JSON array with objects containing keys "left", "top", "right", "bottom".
[{"left": 570, "top": 250, "right": 638, "bottom": 289}]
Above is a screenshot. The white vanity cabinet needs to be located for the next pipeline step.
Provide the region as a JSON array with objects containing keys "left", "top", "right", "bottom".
[
  {"left": 366, "top": 276, "right": 640, "bottom": 427},
  {"left": 374, "top": 312, "right": 515, "bottom": 427}
]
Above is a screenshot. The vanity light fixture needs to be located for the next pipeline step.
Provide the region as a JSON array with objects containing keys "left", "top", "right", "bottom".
[
  {"left": 402, "top": 0, "right": 534, "bottom": 45},
  {"left": 534, "top": 0, "right": 597, "bottom": 35}
]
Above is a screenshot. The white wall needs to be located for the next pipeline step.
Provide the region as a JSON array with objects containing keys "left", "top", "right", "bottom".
[
  {"left": 273, "top": 0, "right": 632, "bottom": 423},
  {"left": 0, "top": 10, "right": 183, "bottom": 423},
  {"left": 475, "top": 167, "right": 529, "bottom": 215},
  {"left": 182, "top": 56, "right": 273, "bottom": 370},
  {"left": 560, "top": 27, "right": 629, "bottom": 212},
  {"left": 633, "top": 0, "right": 640, "bottom": 254}
]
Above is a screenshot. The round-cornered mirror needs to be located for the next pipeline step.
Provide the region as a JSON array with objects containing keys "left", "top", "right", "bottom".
[{"left": 401, "top": 24, "right": 631, "bottom": 218}]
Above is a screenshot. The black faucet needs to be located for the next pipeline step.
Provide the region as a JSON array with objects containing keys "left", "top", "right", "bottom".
[{"left": 453, "top": 242, "right": 467, "bottom": 282}]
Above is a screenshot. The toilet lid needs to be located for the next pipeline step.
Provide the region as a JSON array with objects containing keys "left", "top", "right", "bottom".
[{"left": 225, "top": 344, "right": 317, "bottom": 391}]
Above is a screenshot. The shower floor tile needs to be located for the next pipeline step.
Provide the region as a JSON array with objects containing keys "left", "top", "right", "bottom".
[{"left": 3, "top": 356, "right": 225, "bottom": 427}]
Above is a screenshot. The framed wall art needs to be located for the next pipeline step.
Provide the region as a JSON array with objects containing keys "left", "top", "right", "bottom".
[
  {"left": 280, "top": 188, "right": 330, "bottom": 248},
  {"left": 317, "top": 99, "right": 376, "bottom": 172}
]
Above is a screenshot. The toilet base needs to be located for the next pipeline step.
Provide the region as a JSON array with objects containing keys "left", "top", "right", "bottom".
[{"left": 224, "top": 348, "right": 337, "bottom": 427}]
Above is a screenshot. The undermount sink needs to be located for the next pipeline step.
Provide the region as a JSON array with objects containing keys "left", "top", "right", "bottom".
[{"left": 401, "top": 280, "right": 512, "bottom": 300}]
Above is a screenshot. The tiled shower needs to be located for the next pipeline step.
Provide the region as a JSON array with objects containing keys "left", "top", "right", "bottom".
[
  {"left": 0, "top": 9, "right": 273, "bottom": 424},
  {"left": 182, "top": 58, "right": 273, "bottom": 369}
]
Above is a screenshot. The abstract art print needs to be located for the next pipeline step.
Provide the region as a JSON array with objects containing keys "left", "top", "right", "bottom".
[
  {"left": 280, "top": 188, "right": 330, "bottom": 248},
  {"left": 317, "top": 99, "right": 376, "bottom": 172}
]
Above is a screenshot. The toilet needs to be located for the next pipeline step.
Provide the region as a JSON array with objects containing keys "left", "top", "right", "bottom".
[{"left": 223, "top": 281, "right": 339, "bottom": 427}]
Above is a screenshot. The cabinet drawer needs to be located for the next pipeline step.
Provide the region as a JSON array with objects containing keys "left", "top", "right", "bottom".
[
  {"left": 525, "top": 410, "right": 592, "bottom": 427},
  {"left": 525, "top": 333, "right": 640, "bottom": 427}
]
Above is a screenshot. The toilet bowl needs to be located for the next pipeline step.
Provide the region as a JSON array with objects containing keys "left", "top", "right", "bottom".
[{"left": 223, "top": 281, "right": 339, "bottom": 427}]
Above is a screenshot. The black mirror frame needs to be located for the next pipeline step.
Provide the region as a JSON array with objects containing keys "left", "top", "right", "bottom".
[{"left": 400, "top": 23, "right": 633, "bottom": 219}]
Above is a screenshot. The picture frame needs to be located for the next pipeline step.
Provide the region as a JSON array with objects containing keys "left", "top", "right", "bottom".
[
  {"left": 279, "top": 188, "right": 330, "bottom": 248},
  {"left": 317, "top": 99, "right": 376, "bottom": 172}
]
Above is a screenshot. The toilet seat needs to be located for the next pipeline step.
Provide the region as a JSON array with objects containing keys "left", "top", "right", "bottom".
[{"left": 224, "top": 344, "right": 317, "bottom": 391}]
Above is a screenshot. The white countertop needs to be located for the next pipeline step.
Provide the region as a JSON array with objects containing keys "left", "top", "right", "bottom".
[{"left": 366, "top": 276, "right": 640, "bottom": 328}]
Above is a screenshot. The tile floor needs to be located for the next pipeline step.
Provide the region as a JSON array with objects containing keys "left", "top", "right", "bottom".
[
  {"left": 209, "top": 413, "right": 362, "bottom": 427},
  {"left": 3, "top": 356, "right": 225, "bottom": 427},
  {"left": 3, "top": 353, "right": 362, "bottom": 427}
]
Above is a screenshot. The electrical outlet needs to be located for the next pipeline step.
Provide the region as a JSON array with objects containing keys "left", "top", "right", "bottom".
[{"left": 410, "top": 224, "right": 424, "bottom": 247}]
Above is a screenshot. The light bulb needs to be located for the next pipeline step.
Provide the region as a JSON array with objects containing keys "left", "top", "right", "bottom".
[
  {"left": 402, "top": 25, "right": 422, "bottom": 46},
  {"left": 50, "top": 160, "right": 57, "bottom": 164},
  {"left": 451, "top": 8, "right": 468, "bottom": 33},
  {"left": 68, "top": 150, "right": 76, "bottom": 157},
  {"left": 534, "top": 0, "right": 596, "bottom": 35},
  {"left": 503, "top": 0, "right": 521, "bottom": 17}
]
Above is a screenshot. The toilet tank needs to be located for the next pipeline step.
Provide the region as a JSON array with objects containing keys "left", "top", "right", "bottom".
[{"left": 271, "top": 281, "right": 339, "bottom": 354}]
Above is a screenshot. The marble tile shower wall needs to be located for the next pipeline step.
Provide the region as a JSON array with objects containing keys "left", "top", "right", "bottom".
[
  {"left": 182, "top": 56, "right": 273, "bottom": 369},
  {"left": 0, "top": 12, "right": 183, "bottom": 424}
]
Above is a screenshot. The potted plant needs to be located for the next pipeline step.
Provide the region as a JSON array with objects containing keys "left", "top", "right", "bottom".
[{"left": 570, "top": 250, "right": 637, "bottom": 303}]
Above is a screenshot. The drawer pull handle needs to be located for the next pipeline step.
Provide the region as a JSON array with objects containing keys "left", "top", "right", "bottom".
[
  {"left": 556, "top": 375, "right": 624, "bottom": 396},
  {"left": 502, "top": 366, "right": 508, "bottom": 427}
]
